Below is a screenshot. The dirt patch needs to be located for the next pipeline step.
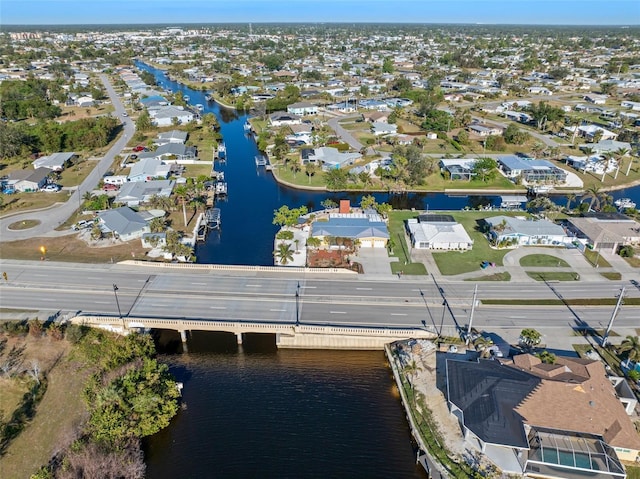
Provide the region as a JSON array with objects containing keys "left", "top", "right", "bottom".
[{"left": 307, "top": 248, "right": 359, "bottom": 271}]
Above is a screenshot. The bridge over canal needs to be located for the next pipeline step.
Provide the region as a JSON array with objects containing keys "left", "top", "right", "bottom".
[{"left": 70, "top": 315, "right": 438, "bottom": 350}]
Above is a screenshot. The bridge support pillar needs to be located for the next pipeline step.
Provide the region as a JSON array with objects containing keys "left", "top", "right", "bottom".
[
  {"left": 180, "top": 330, "right": 189, "bottom": 353},
  {"left": 236, "top": 332, "right": 243, "bottom": 345}
]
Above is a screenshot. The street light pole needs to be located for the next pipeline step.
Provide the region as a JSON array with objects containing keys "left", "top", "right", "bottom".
[
  {"left": 602, "top": 287, "right": 625, "bottom": 347},
  {"left": 295, "top": 281, "right": 300, "bottom": 327},
  {"left": 113, "top": 284, "right": 124, "bottom": 330}
]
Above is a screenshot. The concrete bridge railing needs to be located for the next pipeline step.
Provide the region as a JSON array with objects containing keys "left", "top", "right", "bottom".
[{"left": 70, "top": 315, "right": 438, "bottom": 350}]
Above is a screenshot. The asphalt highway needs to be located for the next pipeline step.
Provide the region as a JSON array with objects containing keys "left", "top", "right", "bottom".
[{"left": 1, "top": 261, "right": 638, "bottom": 333}]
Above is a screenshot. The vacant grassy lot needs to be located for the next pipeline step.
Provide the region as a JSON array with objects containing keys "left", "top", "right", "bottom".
[
  {"left": 0, "top": 192, "right": 68, "bottom": 216},
  {"left": 0, "top": 234, "right": 149, "bottom": 263},
  {"left": 0, "top": 334, "right": 90, "bottom": 479},
  {"left": 519, "top": 254, "right": 569, "bottom": 267}
]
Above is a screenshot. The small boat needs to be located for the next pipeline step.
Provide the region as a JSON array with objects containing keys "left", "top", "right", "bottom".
[
  {"left": 255, "top": 155, "right": 267, "bottom": 166},
  {"left": 217, "top": 142, "right": 226, "bottom": 160},
  {"left": 196, "top": 104, "right": 204, "bottom": 111},
  {"left": 184, "top": 95, "right": 190, "bottom": 102},
  {"left": 529, "top": 185, "right": 552, "bottom": 195},
  {"left": 615, "top": 198, "right": 636, "bottom": 209},
  {"left": 243, "top": 121, "right": 252, "bottom": 132},
  {"left": 214, "top": 181, "right": 227, "bottom": 196}
]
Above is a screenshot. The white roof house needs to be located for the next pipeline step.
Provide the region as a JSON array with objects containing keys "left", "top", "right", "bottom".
[
  {"left": 485, "top": 215, "right": 570, "bottom": 247},
  {"left": 300, "top": 147, "right": 361, "bottom": 170},
  {"left": 406, "top": 215, "right": 473, "bottom": 250},
  {"left": 127, "top": 158, "right": 171, "bottom": 182},
  {"left": 32, "top": 152, "right": 76, "bottom": 171},
  {"left": 155, "top": 130, "right": 188, "bottom": 145},
  {"left": 149, "top": 106, "right": 194, "bottom": 127}
]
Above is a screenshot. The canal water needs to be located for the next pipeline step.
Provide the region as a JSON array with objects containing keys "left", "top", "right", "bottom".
[
  {"left": 136, "top": 60, "right": 640, "bottom": 267},
  {"left": 144, "top": 334, "right": 426, "bottom": 478},
  {"left": 136, "top": 62, "right": 638, "bottom": 477}
]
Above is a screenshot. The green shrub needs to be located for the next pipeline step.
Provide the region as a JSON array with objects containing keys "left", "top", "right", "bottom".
[{"left": 276, "top": 230, "right": 294, "bottom": 240}]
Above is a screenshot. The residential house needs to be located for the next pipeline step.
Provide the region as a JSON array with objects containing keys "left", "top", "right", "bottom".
[
  {"left": 154, "top": 130, "right": 188, "bottom": 146},
  {"left": 300, "top": 147, "right": 361, "bottom": 170},
  {"left": 8, "top": 167, "right": 51, "bottom": 192},
  {"left": 584, "top": 93, "right": 608, "bottom": 104},
  {"left": 371, "top": 122, "right": 398, "bottom": 136},
  {"left": 406, "top": 214, "right": 473, "bottom": 250},
  {"left": 497, "top": 156, "right": 568, "bottom": 184},
  {"left": 115, "top": 179, "right": 175, "bottom": 207},
  {"left": 32, "top": 152, "right": 76, "bottom": 171},
  {"left": 97, "top": 206, "right": 150, "bottom": 241},
  {"left": 468, "top": 124, "right": 503, "bottom": 137},
  {"left": 127, "top": 158, "right": 171, "bottom": 182},
  {"left": 566, "top": 124, "right": 617, "bottom": 142},
  {"left": 565, "top": 213, "right": 640, "bottom": 253},
  {"left": 363, "top": 111, "right": 390, "bottom": 123},
  {"left": 138, "top": 143, "right": 196, "bottom": 163},
  {"left": 269, "top": 111, "right": 302, "bottom": 126},
  {"left": 149, "top": 105, "right": 194, "bottom": 127},
  {"left": 445, "top": 354, "right": 640, "bottom": 478},
  {"left": 583, "top": 139, "right": 631, "bottom": 155},
  {"left": 484, "top": 215, "right": 570, "bottom": 246},
  {"left": 439, "top": 158, "right": 477, "bottom": 181},
  {"left": 286, "top": 102, "right": 318, "bottom": 116},
  {"left": 311, "top": 212, "right": 389, "bottom": 248}
]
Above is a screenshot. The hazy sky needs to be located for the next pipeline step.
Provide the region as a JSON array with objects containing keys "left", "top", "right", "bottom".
[{"left": 2, "top": 0, "right": 638, "bottom": 25}]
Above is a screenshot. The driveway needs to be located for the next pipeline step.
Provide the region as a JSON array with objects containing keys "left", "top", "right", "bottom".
[
  {"left": 350, "top": 248, "right": 395, "bottom": 277},
  {"left": 0, "top": 74, "right": 135, "bottom": 241}
]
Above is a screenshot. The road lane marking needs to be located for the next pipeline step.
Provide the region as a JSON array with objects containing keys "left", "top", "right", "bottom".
[
  {"left": 391, "top": 313, "right": 407, "bottom": 316},
  {"left": 191, "top": 282, "right": 207, "bottom": 285},
  {"left": 209, "top": 306, "right": 226, "bottom": 310},
  {"left": 356, "top": 287, "right": 372, "bottom": 290},
  {"left": 270, "top": 309, "right": 286, "bottom": 312},
  {"left": 329, "top": 311, "right": 346, "bottom": 314},
  {"left": 41, "top": 298, "right": 55, "bottom": 301},
  {"left": 94, "top": 301, "right": 110, "bottom": 304},
  {"left": 245, "top": 284, "right": 262, "bottom": 287},
  {"left": 509, "top": 316, "right": 526, "bottom": 318},
  {"left": 300, "top": 286, "right": 316, "bottom": 289}
]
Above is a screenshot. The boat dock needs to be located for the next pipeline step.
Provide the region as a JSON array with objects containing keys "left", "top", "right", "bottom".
[
  {"left": 217, "top": 142, "right": 226, "bottom": 162},
  {"left": 195, "top": 208, "right": 221, "bottom": 242},
  {"left": 255, "top": 155, "right": 267, "bottom": 167}
]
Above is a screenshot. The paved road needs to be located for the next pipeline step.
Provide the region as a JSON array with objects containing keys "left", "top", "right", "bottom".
[
  {"left": 1, "top": 261, "right": 638, "bottom": 333},
  {"left": 0, "top": 74, "right": 135, "bottom": 241}
]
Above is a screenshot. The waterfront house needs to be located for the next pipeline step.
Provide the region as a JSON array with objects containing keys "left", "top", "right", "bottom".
[
  {"left": 445, "top": 354, "right": 640, "bottom": 477},
  {"left": 138, "top": 143, "right": 196, "bottom": 163},
  {"left": 97, "top": 206, "right": 150, "bottom": 241},
  {"left": 115, "top": 179, "right": 175, "bottom": 207},
  {"left": 497, "top": 156, "right": 568, "bottom": 184},
  {"left": 269, "top": 111, "right": 302, "bottom": 126},
  {"left": 311, "top": 212, "right": 389, "bottom": 248},
  {"left": 440, "top": 158, "right": 477, "bottom": 181},
  {"left": 149, "top": 105, "right": 194, "bottom": 127},
  {"left": 300, "top": 147, "right": 361, "bottom": 170},
  {"left": 406, "top": 214, "right": 473, "bottom": 250},
  {"left": 484, "top": 215, "right": 570, "bottom": 247},
  {"left": 565, "top": 213, "right": 640, "bottom": 253}
]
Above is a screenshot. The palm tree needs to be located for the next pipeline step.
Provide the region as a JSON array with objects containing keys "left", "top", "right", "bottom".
[
  {"left": 614, "top": 147, "right": 631, "bottom": 176},
  {"left": 305, "top": 163, "right": 318, "bottom": 184},
  {"left": 403, "top": 360, "right": 422, "bottom": 393},
  {"left": 173, "top": 184, "right": 189, "bottom": 227},
  {"left": 274, "top": 243, "right": 294, "bottom": 265},
  {"left": 601, "top": 152, "right": 615, "bottom": 182},
  {"left": 473, "top": 336, "right": 494, "bottom": 359},
  {"left": 565, "top": 193, "right": 576, "bottom": 211},
  {"left": 584, "top": 185, "right": 601, "bottom": 211},
  {"left": 618, "top": 335, "right": 640, "bottom": 369}
]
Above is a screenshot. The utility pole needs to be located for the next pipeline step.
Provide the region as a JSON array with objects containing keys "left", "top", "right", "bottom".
[
  {"left": 602, "top": 287, "right": 625, "bottom": 347},
  {"left": 466, "top": 284, "right": 478, "bottom": 345}
]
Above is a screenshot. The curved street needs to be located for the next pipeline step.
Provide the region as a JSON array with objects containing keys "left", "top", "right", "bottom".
[{"left": 0, "top": 74, "right": 134, "bottom": 241}]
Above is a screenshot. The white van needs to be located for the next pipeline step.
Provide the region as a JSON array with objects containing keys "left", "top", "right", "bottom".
[{"left": 103, "top": 175, "right": 128, "bottom": 185}]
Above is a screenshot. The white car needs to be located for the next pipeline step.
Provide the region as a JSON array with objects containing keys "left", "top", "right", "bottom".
[
  {"left": 42, "top": 184, "right": 60, "bottom": 192},
  {"left": 121, "top": 112, "right": 128, "bottom": 117}
]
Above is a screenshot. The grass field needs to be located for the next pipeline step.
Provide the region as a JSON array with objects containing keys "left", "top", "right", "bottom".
[
  {"left": 519, "top": 254, "right": 569, "bottom": 267},
  {"left": 526, "top": 271, "right": 580, "bottom": 281},
  {"left": 583, "top": 248, "right": 612, "bottom": 268},
  {"left": 0, "top": 234, "right": 149, "bottom": 263}
]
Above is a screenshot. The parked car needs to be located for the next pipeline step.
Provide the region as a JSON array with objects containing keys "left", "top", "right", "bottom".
[
  {"left": 121, "top": 112, "right": 128, "bottom": 117},
  {"left": 133, "top": 145, "right": 145, "bottom": 152},
  {"left": 73, "top": 220, "right": 93, "bottom": 230},
  {"left": 42, "top": 184, "right": 61, "bottom": 192},
  {"left": 103, "top": 183, "right": 119, "bottom": 191}
]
